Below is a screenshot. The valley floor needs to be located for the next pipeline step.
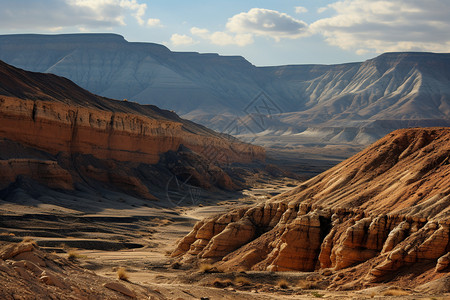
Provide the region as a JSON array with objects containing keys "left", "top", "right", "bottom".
[{"left": 1, "top": 177, "right": 449, "bottom": 299}]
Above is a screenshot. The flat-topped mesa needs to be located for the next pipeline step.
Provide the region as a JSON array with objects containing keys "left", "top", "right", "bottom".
[
  {"left": 1, "top": 34, "right": 450, "bottom": 147},
  {"left": 0, "top": 60, "right": 264, "bottom": 166},
  {"left": 173, "top": 128, "right": 450, "bottom": 288}
]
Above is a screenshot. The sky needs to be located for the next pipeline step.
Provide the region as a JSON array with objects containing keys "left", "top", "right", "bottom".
[{"left": 0, "top": 0, "right": 449, "bottom": 66}]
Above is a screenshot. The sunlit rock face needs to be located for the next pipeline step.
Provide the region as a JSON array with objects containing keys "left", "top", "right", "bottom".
[
  {"left": 173, "top": 128, "right": 450, "bottom": 288},
  {"left": 0, "top": 59, "right": 264, "bottom": 198}
]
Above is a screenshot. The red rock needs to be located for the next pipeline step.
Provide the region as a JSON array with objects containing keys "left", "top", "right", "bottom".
[
  {"left": 436, "top": 253, "right": 450, "bottom": 272},
  {"left": 39, "top": 271, "right": 66, "bottom": 289},
  {"left": 0, "top": 60, "right": 265, "bottom": 196},
  {"left": 0, "top": 242, "right": 35, "bottom": 260},
  {"left": 103, "top": 282, "right": 136, "bottom": 299},
  {"left": 174, "top": 128, "right": 450, "bottom": 288}
]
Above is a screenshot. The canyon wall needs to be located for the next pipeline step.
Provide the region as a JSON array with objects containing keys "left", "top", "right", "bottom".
[
  {"left": 0, "top": 96, "right": 264, "bottom": 165},
  {"left": 0, "top": 59, "right": 265, "bottom": 198}
]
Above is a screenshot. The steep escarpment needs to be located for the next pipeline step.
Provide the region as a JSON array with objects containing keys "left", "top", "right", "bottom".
[
  {"left": 173, "top": 128, "right": 450, "bottom": 288},
  {"left": 0, "top": 96, "right": 263, "bottom": 165},
  {"left": 0, "top": 60, "right": 264, "bottom": 198}
]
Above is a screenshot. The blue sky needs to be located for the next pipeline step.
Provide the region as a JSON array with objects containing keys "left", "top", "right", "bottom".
[{"left": 1, "top": 0, "right": 449, "bottom": 66}]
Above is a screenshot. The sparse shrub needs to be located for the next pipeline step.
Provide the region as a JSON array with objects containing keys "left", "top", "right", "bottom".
[
  {"left": 171, "top": 262, "right": 181, "bottom": 269},
  {"left": 277, "top": 279, "right": 289, "bottom": 289},
  {"left": 311, "top": 291, "right": 324, "bottom": 298},
  {"left": 117, "top": 267, "right": 129, "bottom": 281},
  {"left": 382, "top": 288, "right": 410, "bottom": 296},
  {"left": 212, "top": 278, "right": 233, "bottom": 288},
  {"left": 199, "top": 263, "right": 218, "bottom": 273},
  {"left": 67, "top": 251, "right": 86, "bottom": 260},
  {"left": 298, "top": 279, "right": 319, "bottom": 290},
  {"left": 234, "top": 276, "right": 252, "bottom": 286}
]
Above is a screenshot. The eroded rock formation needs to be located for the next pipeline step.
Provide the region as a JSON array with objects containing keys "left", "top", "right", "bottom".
[
  {"left": 173, "top": 128, "right": 450, "bottom": 287},
  {"left": 0, "top": 60, "right": 264, "bottom": 198},
  {"left": 0, "top": 95, "right": 263, "bottom": 165}
]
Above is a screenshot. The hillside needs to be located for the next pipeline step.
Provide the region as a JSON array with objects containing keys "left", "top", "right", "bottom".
[
  {"left": 0, "top": 59, "right": 265, "bottom": 201},
  {"left": 0, "top": 34, "right": 448, "bottom": 149},
  {"left": 173, "top": 127, "right": 450, "bottom": 290}
]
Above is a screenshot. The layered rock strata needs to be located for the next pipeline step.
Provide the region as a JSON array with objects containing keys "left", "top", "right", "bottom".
[
  {"left": 0, "top": 60, "right": 265, "bottom": 196},
  {"left": 173, "top": 128, "right": 450, "bottom": 285},
  {"left": 0, "top": 95, "right": 263, "bottom": 165}
]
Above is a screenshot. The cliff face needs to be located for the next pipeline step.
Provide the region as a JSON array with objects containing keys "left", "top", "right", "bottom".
[
  {"left": 0, "top": 96, "right": 263, "bottom": 165},
  {"left": 0, "top": 60, "right": 264, "bottom": 198},
  {"left": 173, "top": 128, "right": 450, "bottom": 288}
]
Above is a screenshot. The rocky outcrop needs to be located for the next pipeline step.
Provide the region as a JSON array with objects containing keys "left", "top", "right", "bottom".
[
  {"left": 0, "top": 241, "right": 156, "bottom": 299},
  {"left": 173, "top": 128, "right": 450, "bottom": 288},
  {"left": 0, "top": 159, "right": 73, "bottom": 190}
]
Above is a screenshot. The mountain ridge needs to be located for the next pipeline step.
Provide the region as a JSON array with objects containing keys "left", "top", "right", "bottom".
[{"left": 0, "top": 34, "right": 448, "bottom": 149}]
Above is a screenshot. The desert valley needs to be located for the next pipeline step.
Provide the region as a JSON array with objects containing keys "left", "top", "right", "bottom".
[{"left": 0, "top": 31, "right": 449, "bottom": 300}]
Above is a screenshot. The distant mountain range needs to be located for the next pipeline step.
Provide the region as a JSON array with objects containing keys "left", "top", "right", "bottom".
[{"left": 0, "top": 33, "right": 449, "bottom": 148}]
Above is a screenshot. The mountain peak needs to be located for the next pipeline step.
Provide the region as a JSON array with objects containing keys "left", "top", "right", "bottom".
[{"left": 369, "top": 51, "right": 450, "bottom": 64}]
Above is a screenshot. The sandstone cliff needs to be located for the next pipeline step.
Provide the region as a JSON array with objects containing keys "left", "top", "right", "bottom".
[
  {"left": 173, "top": 128, "right": 450, "bottom": 288},
  {"left": 0, "top": 60, "right": 264, "bottom": 199}
]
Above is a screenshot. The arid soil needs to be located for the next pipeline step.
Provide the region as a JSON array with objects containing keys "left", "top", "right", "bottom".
[
  {"left": 1, "top": 175, "right": 449, "bottom": 299},
  {"left": 0, "top": 60, "right": 449, "bottom": 299}
]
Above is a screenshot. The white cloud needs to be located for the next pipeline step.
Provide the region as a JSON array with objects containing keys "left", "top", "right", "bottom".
[
  {"left": 295, "top": 6, "right": 308, "bottom": 14},
  {"left": 226, "top": 8, "right": 309, "bottom": 41},
  {"left": 185, "top": 8, "right": 307, "bottom": 47},
  {"left": 209, "top": 32, "right": 254, "bottom": 47},
  {"left": 0, "top": 0, "right": 151, "bottom": 30},
  {"left": 147, "top": 18, "right": 162, "bottom": 27},
  {"left": 170, "top": 34, "right": 196, "bottom": 46},
  {"left": 310, "top": 0, "right": 450, "bottom": 54},
  {"left": 67, "top": 0, "right": 148, "bottom": 25},
  {"left": 190, "top": 27, "right": 210, "bottom": 39},
  {"left": 190, "top": 27, "right": 254, "bottom": 47}
]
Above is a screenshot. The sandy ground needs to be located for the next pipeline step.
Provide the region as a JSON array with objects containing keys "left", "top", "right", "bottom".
[{"left": 1, "top": 177, "right": 449, "bottom": 299}]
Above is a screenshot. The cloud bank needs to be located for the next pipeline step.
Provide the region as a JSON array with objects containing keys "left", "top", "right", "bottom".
[
  {"left": 0, "top": 0, "right": 157, "bottom": 30},
  {"left": 226, "top": 8, "right": 309, "bottom": 41},
  {"left": 173, "top": 2, "right": 450, "bottom": 54},
  {"left": 173, "top": 8, "right": 308, "bottom": 47},
  {"left": 1, "top": 1, "right": 449, "bottom": 55},
  {"left": 170, "top": 34, "right": 196, "bottom": 46},
  {"left": 310, "top": 0, "right": 450, "bottom": 53}
]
